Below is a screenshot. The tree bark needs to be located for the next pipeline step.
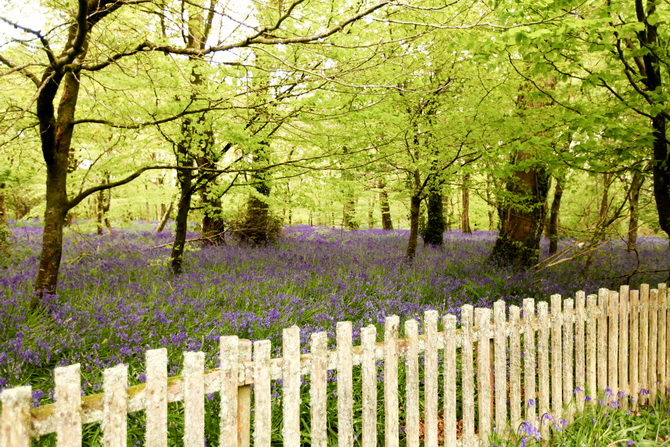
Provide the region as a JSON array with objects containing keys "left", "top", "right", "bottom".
[
  {"left": 380, "top": 185, "right": 393, "bottom": 230},
  {"left": 424, "top": 188, "right": 445, "bottom": 245},
  {"left": 343, "top": 197, "right": 359, "bottom": 230},
  {"left": 627, "top": 170, "right": 644, "bottom": 252},
  {"left": 490, "top": 152, "right": 550, "bottom": 268},
  {"left": 96, "top": 174, "right": 112, "bottom": 236},
  {"left": 406, "top": 194, "right": 422, "bottom": 259},
  {"left": 548, "top": 176, "right": 564, "bottom": 255},
  {"left": 35, "top": 69, "right": 82, "bottom": 298},
  {"left": 461, "top": 173, "right": 472, "bottom": 234},
  {"left": 0, "top": 182, "right": 6, "bottom": 227},
  {"left": 170, "top": 131, "right": 195, "bottom": 275},
  {"left": 155, "top": 198, "right": 174, "bottom": 234},
  {"left": 635, "top": 0, "right": 670, "bottom": 240}
]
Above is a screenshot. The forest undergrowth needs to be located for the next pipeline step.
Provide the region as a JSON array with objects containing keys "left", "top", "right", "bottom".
[{"left": 1, "top": 220, "right": 669, "bottom": 445}]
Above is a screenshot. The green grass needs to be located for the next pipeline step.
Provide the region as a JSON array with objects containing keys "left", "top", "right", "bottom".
[{"left": 491, "top": 393, "right": 670, "bottom": 447}]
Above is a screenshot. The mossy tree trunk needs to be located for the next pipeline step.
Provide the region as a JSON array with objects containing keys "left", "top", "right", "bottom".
[
  {"left": 548, "top": 176, "right": 564, "bottom": 255},
  {"left": 627, "top": 170, "right": 645, "bottom": 252},
  {"left": 461, "top": 172, "right": 472, "bottom": 234},
  {"left": 490, "top": 151, "right": 550, "bottom": 268},
  {"left": 379, "top": 181, "right": 393, "bottom": 230},
  {"left": 424, "top": 187, "right": 445, "bottom": 245}
]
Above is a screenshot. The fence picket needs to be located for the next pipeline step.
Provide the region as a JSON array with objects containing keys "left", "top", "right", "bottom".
[
  {"left": 537, "top": 301, "right": 550, "bottom": 436},
  {"left": 608, "top": 291, "right": 620, "bottom": 401},
  {"left": 337, "top": 321, "right": 353, "bottom": 447},
  {"left": 597, "top": 289, "right": 609, "bottom": 395},
  {"left": 145, "top": 349, "right": 167, "bottom": 447},
  {"left": 425, "top": 310, "right": 439, "bottom": 447},
  {"left": 586, "top": 295, "right": 598, "bottom": 401},
  {"left": 384, "top": 316, "right": 400, "bottom": 447},
  {"left": 282, "top": 326, "right": 301, "bottom": 447},
  {"left": 361, "top": 325, "right": 378, "bottom": 447},
  {"left": 551, "top": 294, "right": 563, "bottom": 419},
  {"left": 476, "top": 307, "right": 492, "bottom": 439},
  {"left": 523, "top": 299, "right": 536, "bottom": 425},
  {"left": 494, "top": 300, "right": 507, "bottom": 434},
  {"left": 575, "top": 292, "right": 586, "bottom": 413},
  {"left": 253, "top": 340, "right": 272, "bottom": 447},
  {"left": 659, "top": 284, "right": 667, "bottom": 395},
  {"left": 102, "top": 364, "right": 128, "bottom": 447},
  {"left": 619, "top": 286, "right": 630, "bottom": 402},
  {"left": 238, "top": 339, "right": 252, "bottom": 447},
  {"left": 310, "top": 332, "right": 328, "bottom": 447},
  {"left": 630, "top": 289, "right": 640, "bottom": 409},
  {"left": 219, "top": 336, "right": 240, "bottom": 447},
  {"left": 443, "top": 315, "right": 458, "bottom": 447},
  {"left": 652, "top": 288, "right": 660, "bottom": 402},
  {"left": 55, "top": 364, "right": 82, "bottom": 447},
  {"left": 183, "top": 351, "right": 205, "bottom": 447},
  {"left": 509, "top": 305, "right": 522, "bottom": 431},
  {"left": 219, "top": 337, "right": 238, "bottom": 447},
  {"left": 563, "top": 298, "right": 574, "bottom": 419},
  {"left": 0, "top": 386, "right": 31, "bottom": 447},
  {"left": 461, "top": 305, "right": 475, "bottom": 447},
  {"left": 404, "top": 320, "right": 419, "bottom": 447},
  {"left": 640, "top": 284, "right": 650, "bottom": 405}
]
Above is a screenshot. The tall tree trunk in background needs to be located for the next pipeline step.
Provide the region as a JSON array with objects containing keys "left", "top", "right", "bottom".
[
  {"left": 597, "top": 173, "right": 614, "bottom": 240},
  {"left": 485, "top": 173, "right": 495, "bottom": 233},
  {"left": 630, "top": 1, "right": 670, "bottom": 243},
  {"left": 198, "top": 156, "right": 226, "bottom": 245},
  {"left": 424, "top": 186, "right": 445, "bottom": 245},
  {"left": 461, "top": 173, "right": 472, "bottom": 234},
  {"left": 406, "top": 193, "right": 422, "bottom": 258},
  {"left": 0, "top": 182, "right": 6, "bottom": 227},
  {"left": 155, "top": 197, "right": 174, "bottom": 234},
  {"left": 244, "top": 143, "right": 274, "bottom": 243},
  {"left": 548, "top": 176, "right": 564, "bottom": 255},
  {"left": 367, "top": 195, "right": 375, "bottom": 229},
  {"left": 35, "top": 68, "right": 83, "bottom": 298},
  {"left": 343, "top": 196, "right": 359, "bottom": 230},
  {"left": 379, "top": 181, "right": 393, "bottom": 230},
  {"left": 170, "top": 129, "right": 195, "bottom": 275},
  {"left": 96, "top": 173, "right": 112, "bottom": 235},
  {"left": 490, "top": 151, "right": 550, "bottom": 268},
  {"left": 170, "top": 0, "right": 216, "bottom": 266},
  {"left": 627, "top": 170, "right": 645, "bottom": 252}
]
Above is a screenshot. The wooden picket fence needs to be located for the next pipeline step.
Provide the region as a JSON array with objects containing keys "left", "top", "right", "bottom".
[{"left": 1, "top": 284, "right": 669, "bottom": 446}]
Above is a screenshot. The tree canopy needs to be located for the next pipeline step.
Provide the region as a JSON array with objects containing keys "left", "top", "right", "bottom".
[{"left": 0, "top": 0, "right": 668, "bottom": 297}]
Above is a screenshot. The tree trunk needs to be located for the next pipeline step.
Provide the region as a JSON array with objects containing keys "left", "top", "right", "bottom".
[
  {"left": 343, "top": 197, "right": 359, "bottom": 230},
  {"left": 34, "top": 69, "right": 81, "bottom": 300},
  {"left": 627, "top": 170, "right": 644, "bottom": 252},
  {"left": 490, "top": 152, "right": 550, "bottom": 269},
  {"left": 155, "top": 197, "right": 175, "bottom": 234},
  {"left": 548, "top": 176, "right": 564, "bottom": 255},
  {"left": 0, "top": 182, "right": 6, "bottom": 227},
  {"left": 597, "top": 173, "right": 614, "bottom": 240},
  {"left": 652, "top": 114, "right": 670, "bottom": 239},
  {"left": 424, "top": 188, "right": 445, "bottom": 245},
  {"left": 380, "top": 186, "right": 393, "bottom": 230},
  {"left": 485, "top": 173, "right": 495, "bottom": 233},
  {"left": 170, "top": 136, "right": 194, "bottom": 275},
  {"left": 405, "top": 194, "right": 421, "bottom": 259},
  {"left": 461, "top": 173, "right": 472, "bottom": 234},
  {"left": 96, "top": 174, "right": 112, "bottom": 236}
]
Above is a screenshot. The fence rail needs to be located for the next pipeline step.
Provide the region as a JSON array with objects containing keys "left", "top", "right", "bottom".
[{"left": 1, "top": 284, "right": 669, "bottom": 446}]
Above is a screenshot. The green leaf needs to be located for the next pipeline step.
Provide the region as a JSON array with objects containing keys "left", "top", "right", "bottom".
[{"left": 646, "top": 12, "right": 661, "bottom": 26}]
